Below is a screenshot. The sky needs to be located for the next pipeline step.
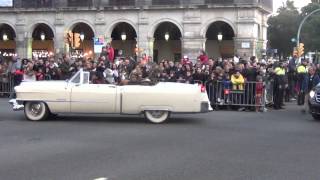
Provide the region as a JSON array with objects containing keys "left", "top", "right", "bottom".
[
  {"left": 273, "top": 0, "right": 311, "bottom": 13},
  {"left": 0, "top": 0, "right": 13, "bottom": 7}
]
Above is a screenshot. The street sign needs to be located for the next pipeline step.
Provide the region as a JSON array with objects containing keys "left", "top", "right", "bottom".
[{"left": 241, "top": 42, "right": 250, "bottom": 49}]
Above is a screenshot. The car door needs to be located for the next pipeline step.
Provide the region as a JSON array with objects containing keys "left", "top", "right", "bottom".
[{"left": 71, "top": 84, "right": 117, "bottom": 113}]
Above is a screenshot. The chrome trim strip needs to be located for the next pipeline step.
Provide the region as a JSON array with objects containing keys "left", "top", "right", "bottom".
[{"left": 17, "top": 99, "right": 109, "bottom": 103}]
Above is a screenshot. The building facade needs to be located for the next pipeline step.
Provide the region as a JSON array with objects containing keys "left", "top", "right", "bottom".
[{"left": 0, "top": 0, "right": 272, "bottom": 61}]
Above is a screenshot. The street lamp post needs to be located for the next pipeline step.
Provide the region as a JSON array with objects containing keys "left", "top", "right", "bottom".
[{"left": 297, "top": 8, "right": 320, "bottom": 47}]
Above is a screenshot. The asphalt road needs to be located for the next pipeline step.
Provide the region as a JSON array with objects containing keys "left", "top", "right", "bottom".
[{"left": 0, "top": 98, "right": 320, "bottom": 180}]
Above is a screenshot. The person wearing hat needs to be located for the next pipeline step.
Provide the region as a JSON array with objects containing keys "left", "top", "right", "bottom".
[{"left": 273, "top": 61, "right": 286, "bottom": 109}]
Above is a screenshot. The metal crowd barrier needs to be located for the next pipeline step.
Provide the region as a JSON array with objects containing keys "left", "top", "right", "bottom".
[
  {"left": 0, "top": 74, "right": 14, "bottom": 97},
  {"left": 205, "top": 81, "right": 266, "bottom": 111}
]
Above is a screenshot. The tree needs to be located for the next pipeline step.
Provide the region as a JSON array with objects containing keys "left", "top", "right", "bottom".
[
  {"left": 267, "top": 0, "right": 300, "bottom": 57},
  {"left": 300, "top": 2, "right": 320, "bottom": 52}
]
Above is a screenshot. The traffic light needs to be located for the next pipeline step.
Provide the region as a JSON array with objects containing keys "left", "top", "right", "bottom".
[
  {"left": 74, "top": 33, "right": 81, "bottom": 48},
  {"left": 297, "top": 43, "right": 304, "bottom": 57}
]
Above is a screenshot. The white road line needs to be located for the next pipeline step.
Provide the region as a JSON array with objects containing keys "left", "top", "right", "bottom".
[{"left": 94, "top": 177, "right": 108, "bottom": 180}]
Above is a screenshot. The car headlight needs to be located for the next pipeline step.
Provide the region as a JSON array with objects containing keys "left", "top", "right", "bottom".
[{"left": 310, "top": 90, "right": 315, "bottom": 98}]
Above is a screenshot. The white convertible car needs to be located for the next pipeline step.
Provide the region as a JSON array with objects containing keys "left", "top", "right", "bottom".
[{"left": 15, "top": 69, "right": 212, "bottom": 123}]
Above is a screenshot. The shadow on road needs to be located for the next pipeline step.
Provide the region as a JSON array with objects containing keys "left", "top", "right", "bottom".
[{"left": 29, "top": 115, "right": 206, "bottom": 125}]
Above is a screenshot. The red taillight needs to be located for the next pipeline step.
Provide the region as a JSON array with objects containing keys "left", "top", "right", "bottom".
[{"left": 199, "top": 84, "right": 206, "bottom": 93}]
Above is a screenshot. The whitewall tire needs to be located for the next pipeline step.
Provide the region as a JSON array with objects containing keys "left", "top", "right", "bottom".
[
  {"left": 24, "top": 102, "right": 49, "bottom": 121},
  {"left": 144, "top": 110, "right": 170, "bottom": 124}
]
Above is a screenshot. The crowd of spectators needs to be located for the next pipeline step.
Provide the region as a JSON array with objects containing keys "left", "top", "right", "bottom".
[{"left": 0, "top": 44, "right": 318, "bottom": 112}]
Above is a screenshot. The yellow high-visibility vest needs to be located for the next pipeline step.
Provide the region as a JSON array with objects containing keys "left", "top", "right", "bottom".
[
  {"left": 274, "top": 67, "right": 285, "bottom": 75},
  {"left": 297, "top": 65, "right": 307, "bottom": 74}
]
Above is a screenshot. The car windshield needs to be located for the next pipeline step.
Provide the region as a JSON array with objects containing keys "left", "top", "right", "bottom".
[
  {"left": 70, "top": 72, "right": 80, "bottom": 84},
  {"left": 83, "top": 72, "right": 90, "bottom": 84}
]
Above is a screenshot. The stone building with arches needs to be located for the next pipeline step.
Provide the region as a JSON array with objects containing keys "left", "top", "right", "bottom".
[{"left": 0, "top": 0, "right": 272, "bottom": 61}]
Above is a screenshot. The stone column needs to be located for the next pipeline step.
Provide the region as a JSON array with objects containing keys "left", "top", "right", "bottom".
[
  {"left": 94, "top": 25, "right": 108, "bottom": 58},
  {"left": 182, "top": 9, "right": 202, "bottom": 62},
  {"left": 15, "top": 32, "right": 26, "bottom": 58},
  {"left": 136, "top": 36, "right": 153, "bottom": 59},
  {"left": 234, "top": 37, "right": 256, "bottom": 60},
  {"left": 54, "top": 26, "right": 65, "bottom": 59},
  {"left": 26, "top": 36, "right": 33, "bottom": 59},
  {"left": 137, "top": 10, "right": 151, "bottom": 59},
  {"left": 147, "top": 37, "right": 154, "bottom": 58},
  {"left": 235, "top": 20, "right": 258, "bottom": 59},
  {"left": 54, "top": 11, "right": 66, "bottom": 58},
  {"left": 182, "top": 37, "right": 204, "bottom": 63},
  {"left": 15, "top": 15, "right": 27, "bottom": 58}
]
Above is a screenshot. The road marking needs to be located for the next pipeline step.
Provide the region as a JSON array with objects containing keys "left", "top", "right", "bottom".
[{"left": 94, "top": 178, "right": 108, "bottom": 180}]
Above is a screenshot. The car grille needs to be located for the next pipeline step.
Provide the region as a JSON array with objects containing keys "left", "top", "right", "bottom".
[{"left": 316, "top": 92, "right": 320, "bottom": 103}]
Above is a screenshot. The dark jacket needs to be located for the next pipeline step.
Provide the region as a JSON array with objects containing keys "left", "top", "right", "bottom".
[
  {"left": 302, "top": 74, "right": 320, "bottom": 92},
  {"left": 288, "top": 58, "right": 297, "bottom": 73},
  {"left": 243, "top": 68, "right": 257, "bottom": 82}
]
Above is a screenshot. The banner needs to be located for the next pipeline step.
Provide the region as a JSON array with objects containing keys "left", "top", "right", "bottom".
[{"left": 94, "top": 37, "right": 105, "bottom": 53}]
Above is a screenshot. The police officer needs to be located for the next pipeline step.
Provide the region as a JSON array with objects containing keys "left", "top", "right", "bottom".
[
  {"left": 296, "top": 59, "right": 308, "bottom": 105},
  {"left": 273, "top": 61, "right": 286, "bottom": 110},
  {"left": 288, "top": 55, "right": 298, "bottom": 100}
]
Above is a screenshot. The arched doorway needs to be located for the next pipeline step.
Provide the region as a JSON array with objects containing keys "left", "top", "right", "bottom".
[
  {"left": 32, "top": 23, "right": 54, "bottom": 60},
  {"left": 66, "top": 22, "right": 94, "bottom": 60},
  {"left": 153, "top": 22, "right": 182, "bottom": 62},
  {"left": 111, "top": 22, "right": 137, "bottom": 58},
  {"left": 0, "top": 23, "right": 16, "bottom": 61},
  {"left": 205, "top": 21, "right": 235, "bottom": 59}
]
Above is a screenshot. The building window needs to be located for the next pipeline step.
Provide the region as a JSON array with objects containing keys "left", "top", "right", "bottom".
[
  {"left": 152, "top": 0, "right": 179, "bottom": 6},
  {"left": 109, "top": 0, "right": 135, "bottom": 6},
  {"left": 68, "top": 0, "right": 92, "bottom": 7},
  {"left": 21, "top": 0, "right": 53, "bottom": 8},
  {"left": 205, "top": 0, "right": 234, "bottom": 4}
]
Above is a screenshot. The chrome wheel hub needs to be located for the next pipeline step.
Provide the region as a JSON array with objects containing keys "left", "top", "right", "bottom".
[
  {"left": 150, "top": 111, "right": 165, "bottom": 118},
  {"left": 30, "top": 103, "right": 42, "bottom": 116}
]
